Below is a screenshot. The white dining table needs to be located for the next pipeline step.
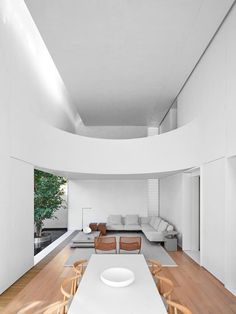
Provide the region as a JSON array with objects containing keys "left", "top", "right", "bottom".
[{"left": 68, "top": 254, "right": 167, "bottom": 314}]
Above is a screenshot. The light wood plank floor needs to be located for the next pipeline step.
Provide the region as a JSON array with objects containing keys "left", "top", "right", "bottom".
[{"left": 1, "top": 234, "right": 236, "bottom": 314}]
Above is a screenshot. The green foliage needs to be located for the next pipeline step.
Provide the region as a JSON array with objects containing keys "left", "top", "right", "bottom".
[{"left": 34, "top": 169, "right": 66, "bottom": 236}]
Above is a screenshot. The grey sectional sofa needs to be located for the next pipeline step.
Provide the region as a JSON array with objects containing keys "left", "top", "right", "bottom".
[{"left": 106, "top": 214, "right": 174, "bottom": 242}]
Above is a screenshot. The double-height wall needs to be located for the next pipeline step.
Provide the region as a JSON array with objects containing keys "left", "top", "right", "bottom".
[{"left": 159, "top": 3, "right": 236, "bottom": 294}]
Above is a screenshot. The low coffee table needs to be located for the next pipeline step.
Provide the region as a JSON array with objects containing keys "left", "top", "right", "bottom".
[{"left": 71, "top": 231, "right": 100, "bottom": 248}]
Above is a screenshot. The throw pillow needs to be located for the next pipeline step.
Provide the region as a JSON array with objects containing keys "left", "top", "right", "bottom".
[
  {"left": 125, "top": 215, "right": 139, "bottom": 225},
  {"left": 158, "top": 220, "right": 169, "bottom": 232},
  {"left": 153, "top": 217, "right": 161, "bottom": 230},
  {"left": 149, "top": 216, "right": 158, "bottom": 228},
  {"left": 107, "top": 215, "right": 122, "bottom": 225},
  {"left": 167, "top": 224, "right": 174, "bottom": 231}
]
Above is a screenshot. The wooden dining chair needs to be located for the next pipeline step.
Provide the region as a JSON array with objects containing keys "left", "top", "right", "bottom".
[
  {"left": 94, "top": 236, "right": 117, "bottom": 253},
  {"left": 155, "top": 275, "right": 174, "bottom": 311},
  {"left": 72, "top": 259, "right": 87, "bottom": 276},
  {"left": 61, "top": 275, "right": 81, "bottom": 302},
  {"left": 119, "top": 236, "right": 141, "bottom": 253},
  {"left": 43, "top": 301, "right": 69, "bottom": 314},
  {"left": 156, "top": 275, "right": 174, "bottom": 301},
  {"left": 166, "top": 300, "right": 192, "bottom": 314},
  {"left": 147, "top": 259, "right": 162, "bottom": 276}
]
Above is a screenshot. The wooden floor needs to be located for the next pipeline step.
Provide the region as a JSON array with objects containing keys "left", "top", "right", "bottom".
[{"left": 1, "top": 234, "right": 236, "bottom": 314}]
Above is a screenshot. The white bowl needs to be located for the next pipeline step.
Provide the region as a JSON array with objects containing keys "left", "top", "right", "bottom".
[
  {"left": 83, "top": 227, "right": 92, "bottom": 234},
  {"left": 100, "top": 267, "right": 135, "bottom": 288}
]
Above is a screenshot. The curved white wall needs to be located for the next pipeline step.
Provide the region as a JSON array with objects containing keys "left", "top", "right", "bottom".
[
  {"left": 3, "top": 0, "right": 232, "bottom": 179},
  {"left": 2, "top": 0, "right": 236, "bottom": 179},
  {"left": 1, "top": 0, "right": 205, "bottom": 179},
  {"left": 11, "top": 115, "right": 202, "bottom": 176}
]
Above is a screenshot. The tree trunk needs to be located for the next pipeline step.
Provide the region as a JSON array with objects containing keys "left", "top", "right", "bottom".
[{"left": 36, "top": 225, "right": 43, "bottom": 237}]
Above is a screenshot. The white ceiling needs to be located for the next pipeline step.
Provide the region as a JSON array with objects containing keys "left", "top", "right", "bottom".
[{"left": 25, "top": 0, "right": 233, "bottom": 126}]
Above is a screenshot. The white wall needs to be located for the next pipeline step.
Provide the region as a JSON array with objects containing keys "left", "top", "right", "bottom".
[
  {"left": 159, "top": 173, "right": 183, "bottom": 246},
  {"left": 159, "top": 101, "right": 177, "bottom": 134},
  {"left": 147, "top": 179, "right": 159, "bottom": 217},
  {"left": 190, "top": 175, "right": 200, "bottom": 251},
  {"left": 0, "top": 0, "right": 77, "bottom": 293},
  {"left": 159, "top": 3, "right": 236, "bottom": 292},
  {"left": 68, "top": 180, "right": 148, "bottom": 230},
  {"left": 76, "top": 124, "right": 147, "bottom": 139},
  {"left": 0, "top": 0, "right": 77, "bottom": 134},
  {"left": 11, "top": 116, "right": 201, "bottom": 177},
  {"left": 225, "top": 157, "right": 236, "bottom": 295},
  {"left": 201, "top": 159, "right": 225, "bottom": 283},
  {"left": 0, "top": 158, "right": 34, "bottom": 294},
  {"left": 43, "top": 207, "right": 68, "bottom": 229},
  {"left": 177, "top": 1, "right": 236, "bottom": 163}
]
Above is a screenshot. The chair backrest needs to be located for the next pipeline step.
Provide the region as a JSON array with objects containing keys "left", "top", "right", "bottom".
[
  {"left": 119, "top": 236, "right": 141, "bottom": 253},
  {"left": 156, "top": 275, "right": 174, "bottom": 301},
  {"left": 147, "top": 259, "right": 162, "bottom": 276},
  {"left": 166, "top": 300, "right": 192, "bottom": 314},
  {"left": 94, "top": 236, "right": 117, "bottom": 253},
  {"left": 72, "top": 259, "right": 87, "bottom": 276},
  {"left": 43, "top": 301, "right": 68, "bottom": 314},
  {"left": 60, "top": 275, "right": 81, "bottom": 302}
]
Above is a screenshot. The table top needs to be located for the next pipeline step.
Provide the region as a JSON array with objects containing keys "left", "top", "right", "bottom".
[
  {"left": 68, "top": 254, "right": 167, "bottom": 314},
  {"left": 72, "top": 231, "right": 100, "bottom": 243}
]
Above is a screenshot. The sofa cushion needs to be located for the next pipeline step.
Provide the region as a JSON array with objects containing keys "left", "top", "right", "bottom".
[
  {"left": 150, "top": 216, "right": 161, "bottom": 230},
  {"left": 153, "top": 217, "right": 162, "bottom": 230},
  {"left": 157, "top": 220, "right": 169, "bottom": 232},
  {"left": 124, "top": 224, "right": 142, "bottom": 231},
  {"left": 107, "top": 215, "right": 122, "bottom": 225},
  {"left": 106, "top": 224, "right": 124, "bottom": 231},
  {"left": 167, "top": 224, "right": 174, "bottom": 231},
  {"left": 149, "top": 216, "right": 157, "bottom": 228},
  {"left": 125, "top": 214, "right": 139, "bottom": 225},
  {"left": 143, "top": 230, "right": 164, "bottom": 242},
  {"left": 141, "top": 224, "right": 155, "bottom": 232}
]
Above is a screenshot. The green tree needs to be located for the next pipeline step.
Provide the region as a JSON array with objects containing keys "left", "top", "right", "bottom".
[{"left": 34, "top": 169, "right": 67, "bottom": 237}]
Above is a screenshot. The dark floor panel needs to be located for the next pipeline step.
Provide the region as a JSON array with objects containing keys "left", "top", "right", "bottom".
[{"left": 34, "top": 228, "right": 67, "bottom": 255}]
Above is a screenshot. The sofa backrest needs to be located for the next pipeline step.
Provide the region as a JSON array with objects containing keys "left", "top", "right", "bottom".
[
  {"left": 107, "top": 215, "right": 122, "bottom": 225},
  {"left": 106, "top": 214, "right": 174, "bottom": 231},
  {"left": 139, "top": 216, "right": 150, "bottom": 224},
  {"left": 124, "top": 214, "right": 139, "bottom": 225},
  {"left": 148, "top": 216, "right": 175, "bottom": 232}
]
